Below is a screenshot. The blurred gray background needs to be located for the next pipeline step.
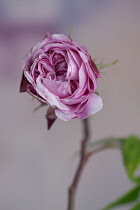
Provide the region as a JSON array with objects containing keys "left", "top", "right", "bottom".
[{"left": 0, "top": 0, "right": 140, "bottom": 209}]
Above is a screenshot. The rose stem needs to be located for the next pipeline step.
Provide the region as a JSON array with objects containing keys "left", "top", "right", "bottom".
[
  {"left": 67, "top": 120, "right": 122, "bottom": 210},
  {"left": 67, "top": 118, "right": 90, "bottom": 210}
]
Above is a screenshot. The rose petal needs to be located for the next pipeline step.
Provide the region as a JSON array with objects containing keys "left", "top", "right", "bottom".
[
  {"left": 40, "top": 77, "right": 69, "bottom": 98},
  {"left": 76, "top": 93, "right": 103, "bottom": 119},
  {"left": 69, "top": 50, "right": 82, "bottom": 67},
  {"left": 36, "top": 76, "right": 70, "bottom": 110},
  {"left": 55, "top": 109, "right": 76, "bottom": 121},
  {"left": 78, "top": 62, "right": 88, "bottom": 89},
  {"left": 66, "top": 51, "right": 79, "bottom": 80},
  {"left": 32, "top": 49, "right": 44, "bottom": 61},
  {"left": 63, "top": 62, "right": 88, "bottom": 101},
  {"left": 52, "top": 34, "right": 71, "bottom": 42},
  {"left": 55, "top": 93, "right": 103, "bottom": 121},
  {"left": 78, "top": 51, "right": 88, "bottom": 62}
]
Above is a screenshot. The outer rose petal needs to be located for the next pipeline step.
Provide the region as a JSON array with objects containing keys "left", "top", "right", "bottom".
[
  {"left": 55, "top": 109, "right": 77, "bottom": 121},
  {"left": 77, "top": 93, "right": 103, "bottom": 119},
  {"left": 52, "top": 34, "right": 71, "bottom": 43},
  {"left": 55, "top": 94, "right": 103, "bottom": 121}
]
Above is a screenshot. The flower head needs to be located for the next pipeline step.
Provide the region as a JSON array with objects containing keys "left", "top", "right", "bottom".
[{"left": 20, "top": 33, "right": 103, "bottom": 125}]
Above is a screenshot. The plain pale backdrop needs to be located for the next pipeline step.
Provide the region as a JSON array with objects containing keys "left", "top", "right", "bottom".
[{"left": 0, "top": 0, "right": 140, "bottom": 209}]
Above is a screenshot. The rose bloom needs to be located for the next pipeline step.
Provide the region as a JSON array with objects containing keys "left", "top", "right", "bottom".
[{"left": 20, "top": 33, "right": 103, "bottom": 121}]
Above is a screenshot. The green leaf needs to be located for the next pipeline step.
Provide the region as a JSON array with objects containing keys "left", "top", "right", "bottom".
[
  {"left": 96, "top": 60, "right": 118, "bottom": 70},
  {"left": 122, "top": 136, "right": 140, "bottom": 183},
  {"left": 131, "top": 202, "right": 140, "bottom": 210},
  {"left": 102, "top": 186, "right": 140, "bottom": 210}
]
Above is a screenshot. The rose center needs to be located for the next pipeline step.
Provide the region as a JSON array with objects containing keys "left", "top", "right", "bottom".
[{"left": 52, "top": 53, "right": 68, "bottom": 80}]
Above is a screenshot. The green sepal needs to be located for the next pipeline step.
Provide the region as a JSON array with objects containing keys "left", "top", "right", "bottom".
[
  {"left": 96, "top": 60, "right": 118, "bottom": 70},
  {"left": 33, "top": 103, "right": 47, "bottom": 112}
]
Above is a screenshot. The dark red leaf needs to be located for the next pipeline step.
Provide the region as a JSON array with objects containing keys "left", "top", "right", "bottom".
[
  {"left": 46, "top": 107, "right": 57, "bottom": 130},
  {"left": 19, "top": 72, "right": 28, "bottom": 92}
]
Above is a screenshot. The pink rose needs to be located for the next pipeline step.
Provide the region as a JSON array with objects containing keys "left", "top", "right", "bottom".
[{"left": 20, "top": 33, "right": 103, "bottom": 123}]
